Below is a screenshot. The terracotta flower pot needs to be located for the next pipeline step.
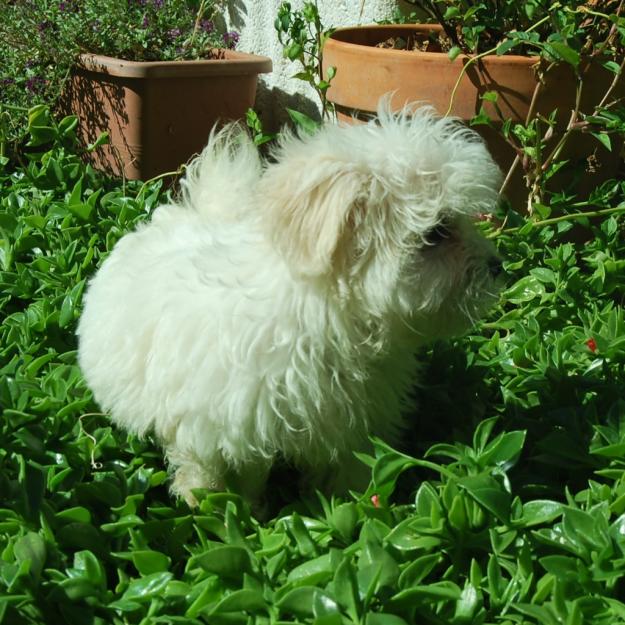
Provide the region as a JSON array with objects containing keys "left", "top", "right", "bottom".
[
  {"left": 63, "top": 50, "right": 272, "bottom": 180},
  {"left": 323, "top": 24, "right": 621, "bottom": 201}
]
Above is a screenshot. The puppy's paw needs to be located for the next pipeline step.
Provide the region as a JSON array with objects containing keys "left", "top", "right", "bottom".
[{"left": 171, "top": 462, "right": 225, "bottom": 508}]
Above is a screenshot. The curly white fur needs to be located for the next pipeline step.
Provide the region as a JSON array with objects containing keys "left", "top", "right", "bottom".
[{"left": 77, "top": 105, "right": 502, "bottom": 505}]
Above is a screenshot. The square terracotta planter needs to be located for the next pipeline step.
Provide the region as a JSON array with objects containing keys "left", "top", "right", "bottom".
[{"left": 63, "top": 50, "right": 272, "bottom": 180}]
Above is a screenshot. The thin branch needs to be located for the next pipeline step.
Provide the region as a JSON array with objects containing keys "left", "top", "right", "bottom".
[
  {"left": 488, "top": 204, "right": 625, "bottom": 238},
  {"left": 540, "top": 75, "right": 584, "bottom": 175},
  {"left": 499, "top": 77, "right": 546, "bottom": 197},
  {"left": 444, "top": 14, "right": 553, "bottom": 117},
  {"left": 402, "top": 0, "right": 442, "bottom": 23},
  {"left": 596, "top": 56, "right": 625, "bottom": 110}
]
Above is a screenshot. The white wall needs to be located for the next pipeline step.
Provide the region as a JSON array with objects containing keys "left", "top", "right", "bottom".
[{"left": 225, "top": 0, "right": 401, "bottom": 129}]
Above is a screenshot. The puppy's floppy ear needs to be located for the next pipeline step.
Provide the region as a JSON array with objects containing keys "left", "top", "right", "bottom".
[{"left": 260, "top": 155, "right": 370, "bottom": 277}]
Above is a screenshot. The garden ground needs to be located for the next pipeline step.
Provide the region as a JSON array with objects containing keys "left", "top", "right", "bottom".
[{"left": 2, "top": 96, "right": 625, "bottom": 624}]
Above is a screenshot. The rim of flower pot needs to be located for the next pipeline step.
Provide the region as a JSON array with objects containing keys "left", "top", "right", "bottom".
[
  {"left": 326, "top": 24, "right": 541, "bottom": 66},
  {"left": 76, "top": 49, "right": 273, "bottom": 79}
]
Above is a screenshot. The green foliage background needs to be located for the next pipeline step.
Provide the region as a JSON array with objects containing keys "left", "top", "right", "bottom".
[{"left": 2, "top": 104, "right": 625, "bottom": 624}]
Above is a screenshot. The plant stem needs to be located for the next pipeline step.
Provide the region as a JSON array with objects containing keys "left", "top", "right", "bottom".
[
  {"left": 590, "top": 0, "right": 624, "bottom": 57},
  {"left": 540, "top": 76, "right": 584, "bottom": 174},
  {"left": 312, "top": 1, "right": 330, "bottom": 120},
  {"left": 427, "top": 1, "right": 462, "bottom": 48},
  {"left": 1, "top": 103, "right": 30, "bottom": 112},
  {"left": 359, "top": 0, "right": 366, "bottom": 22},
  {"left": 488, "top": 204, "right": 625, "bottom": 238},
  {"left": 596, "top": 55, "right": 625, "bottom": 110},
  {"left": 402, "top": 0, "right": 439, "bottom": 22},
  {"left": 443, "top": 14, "right": 552, "bottom": 117},
  {"left": 443, "top": 46, "right": 498, "bottom": 117},
  {"left": 137, "top": 166, "right": 187, "bottom": 200},
  {"left": 0, "top": 105, "right": 5, "bottom": 161},
  {"left": 312, "top": 1, "right": 335, "bottom": 120},
  {"left": 189, "top": 0, "right": 208, "bottom": 51},
  {"left": 499, "top": 78, "right": 545, "bottom": 197},
  {"left": 533, "top": 205, "right": 625, "bottom": 227}
]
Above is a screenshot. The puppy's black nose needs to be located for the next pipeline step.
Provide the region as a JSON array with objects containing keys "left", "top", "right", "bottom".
[{"left": 488, "top": 257, "right": 503, "bottom": 278}]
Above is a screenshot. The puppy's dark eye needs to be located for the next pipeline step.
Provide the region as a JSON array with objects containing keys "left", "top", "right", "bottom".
[{"left": 424, "top": 221, "right": 452, "bottom": 245}]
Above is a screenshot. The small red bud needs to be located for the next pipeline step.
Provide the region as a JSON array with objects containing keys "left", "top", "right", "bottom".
[
  {"left": 370, "top": 494, "right": 380, "bottom": 508},
  {"left": 586, "top": 338, "right": 597, "bottom": 353}
]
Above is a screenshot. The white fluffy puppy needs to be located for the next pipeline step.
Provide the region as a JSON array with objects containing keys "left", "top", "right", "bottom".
[{"left": 77, "top": 106, "right": 502, "bottom": 505}]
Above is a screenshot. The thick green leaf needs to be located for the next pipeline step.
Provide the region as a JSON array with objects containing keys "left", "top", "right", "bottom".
[
  {"left": 193, "top": 546, "right": 255, "bottom": 580},
  {"left": 211, "top": 589, "right": 266, "bottom": 614},
  {"left": 333, "top": 556, "right": 360, "bottom": 619},
  {"left": 122, "top": 572, "right": 174, "bottom": 602},
  {"left": 480, "top": 430, "right": 526, "bottom": 467},
  {"left": 389, "top": 581, "right": 463, "bottom": 608},
  {"left": 548, "top": 42, "right": 580, "bottom": 66},
  {"left": 131, "top": 550, "right": 171, "bottom": 575},
  {"left": 398, "top": 554, "right": 441, "bottom": 589},
  {"left": 13, "top": 532, "right": 46, "bottom": 581},
  {"left": 458, "top": 475, "right": 512, "bottom": 524},
  {"left": 287, "top": 553, "right": 333, "bottom": 586},
  {"left": 366, "top": 613, "right": 409, "bottom": 625},
  {"left": 71, "top": 550, "right": 106, "bottom": 588},
  {"left": 517, "top": 500, "right": 563, "bottom": 527},
  {"left": 503, "top": 275, "right": 546, "bottom": 304},
  {"left": 277, "top": 587, "right": 336, "bottom": 618},
  {"left": 286, "top": 108, "right": 320, "bottom": 134}
]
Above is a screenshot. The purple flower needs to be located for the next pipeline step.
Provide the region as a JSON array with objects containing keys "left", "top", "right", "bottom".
[
  {"left": 25, "top": 76, "right": 46, "bottom": 93},
  {"left": 168, "top": 27, "right": 182, "bottom": 40},
  {"left": 223, "top": 31, "right": 239, "bottom": 49},
  {"left": 152, "top": 0, "right": 164, "bottom": 7},
  {"left": 142, "top": 14, "right": 149, "bottom": 28},
  {"left": 59, "top": 0, "right": 77, "bottom": 10},
  {"left": 200, "top": 19, "right": 214, "bottom": 34}
]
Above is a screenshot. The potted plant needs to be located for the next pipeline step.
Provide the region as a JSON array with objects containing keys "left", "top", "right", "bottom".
[
  {"left": 322, "top": 1, "right": 624, "bottom": 209},
  {"left": 0, "top": 0, "right": 272, "bottom": 180}
]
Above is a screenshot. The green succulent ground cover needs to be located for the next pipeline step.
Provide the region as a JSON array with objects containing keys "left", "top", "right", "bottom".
[{"left": 2, "top": 107, "right": 625, "bottom": 625}]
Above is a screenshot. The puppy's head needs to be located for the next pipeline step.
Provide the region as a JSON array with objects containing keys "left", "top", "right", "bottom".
[{"left": 259, "top": 105, "right": 502, "bottom": 339}]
